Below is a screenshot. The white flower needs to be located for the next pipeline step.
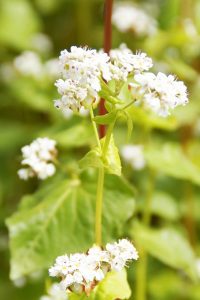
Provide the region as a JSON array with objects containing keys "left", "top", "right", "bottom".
[
  {"left": 49, "top": 239, "right": 138, "bottom": 295},
  {"left": 18, "top": 137, "right": 57, "bottom": 180},
  {"left": 109, "top": 44, "right": 153, "bottom": 81},
  {"left": 14, "top": 51, "right": 43, "bottom": 78},
  {"left": 31, "top": 33, "right": 53, "bottom": 53},
  {"left": 121, "top": 144, "right": 146, "bottom": 170},
  {"left": 106, "top": 239, "right": 138, "bottom": 271},
  {"left": 40, "top": 283, "right": 68, "bottom": 300},
  {"left": 133, "top": 72, "right": 188, "bottom": 116},
  {"left": 112, "top": 3, "right": 157, "bottom": 36},
  {"left": 55, "top": 46, "right": 111, "bottom": 114}
]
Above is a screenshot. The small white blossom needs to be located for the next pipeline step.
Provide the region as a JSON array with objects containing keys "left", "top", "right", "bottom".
[
  {"left": 55, "top": 46, "right": 111, "bottom": 114},
  {"left": 132, "top": 72, "right": 188, "bottom": 116},
  {"left": 121, "top": 145, "right": 146, "bottom": 170},
  {"left": 109, "top": 44, "right": 153, "bottom": 81},
  {"left": 106, "top": 239, "right": 139, "bottom": 271},
  {"left": 14, "top": 51, "right": 43, "bottom": 78},
  {"left": 18, "top": 137, "right": 57, "bottom": 180},
  {"left": 40, "top": 283, "right": 68, "bottom": 300},
  {"left": 112, "top": 3, "right": 157, "bottom": 36},
  {"left": 31, "top": 33, "right": 53, "bottom": 53},
  {"left": 49, "top": 239, "right": 138, "bottom": 295}
]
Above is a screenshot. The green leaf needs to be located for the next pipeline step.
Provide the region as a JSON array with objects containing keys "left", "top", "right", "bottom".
[
  {"left": 6, "top": 174, "right": 135, "bottom": 280},
  {"left": 93, "top": 111, "right": 117, "bottom": 125},
  {"left": 128, "top": 106, "right": 178, "bottom": 131},
  {"left": 148, "top": 270, "right": 184, "bottom": 300},
  {"left": 41, "top": 119, "right": 93, "bottom": 148},
  {"left": 158, "top": 0, "right": 181, "bottom": 29},
  {"left": 79, "top": 148, "right": 103, "bottom": 169},
  {"left": 0, "top": 0, "right": 41, "bottom": 50},
  {"left": 69, "top": 269, "right": 131, "bottom": 300},
  {"left": 139, "top": 191, "right": 180, "bottom": 221},
  {"left": 131, "top": 223, "right": 197, "bottom": 280},
  {"left": 79, "top": 135, "right": 121, "bottom": 176},
  {"left": 165, "top": 57, "right": 198, "bottom": 82},
  {"left": 145, "top": 143, "right": 200, "bottom": 185}
]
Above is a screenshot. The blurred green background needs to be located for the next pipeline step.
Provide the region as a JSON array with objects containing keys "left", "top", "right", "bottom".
[{"left": 1, "top": 0, "right": 200, "bottom": 299}]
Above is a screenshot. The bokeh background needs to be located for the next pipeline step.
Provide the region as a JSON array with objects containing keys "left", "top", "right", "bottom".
[{"left": 1, "top": 0, "right": 200, "bottom": 299}]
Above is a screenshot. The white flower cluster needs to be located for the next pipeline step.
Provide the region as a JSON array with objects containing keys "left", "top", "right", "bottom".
[
  {"left": 54, "top": 44, "right": 188, "bottom": 117},
  {"left": 54, "top": 46, "right": 110, "bottom": 114},
  {"left": 121, "top": 145, "right": 146, "bottom": 170},
  {"left": 18, "top": 137, "right": 57, "bottom": 180},
  {"left": 49, "top": 239, "right": 138, "bottom": 295},
  {"left": 54, "top": 45, "right": 152, "bottom": 114},
  {"left": 40, "top": 283, "right": 68, "bottom": 300},
  {"left": 14, "top": 51, "right": 43, "bottom": 78},
  {"left": 109, "top": 44, "right": 153, "bottom": 81},
  {"left": 14, "top": 51, "right": 60, "bottom": 79},
  {"left": 112, "top": 3, "right": 157, "bottom": 36},
  {"left": 131, "top": 72, "right": 188, "bottom": 116}
]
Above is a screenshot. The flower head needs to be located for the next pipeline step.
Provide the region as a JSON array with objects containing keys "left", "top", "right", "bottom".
[
  {"left": 112, "top": 3, "right": 157, "bottom": 36},
  {"left": 54, "top": 46, "right": 111, "bottom": 114},
  {"left": 109, "top": 44, "right": 153, "bottom": 81},
  {"left": 121, "top": 145, "right": 146, "bottom": 170},
  {"left": 18, "top": 137, "right": 57, "bottom": 180},
  {"left": 40, "top": 283, "right": 68, "bottom": 300},
  {"left": 49, "top": 239, "right": 138, "bottom": 296},
  {"left": 14, "top": 51, "right": 43, "bottom": 78},
  {"left": 132, "top": 72, "right": 188, "bottom": 116}
]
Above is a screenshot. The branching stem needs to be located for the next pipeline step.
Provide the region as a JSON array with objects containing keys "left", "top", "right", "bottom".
[{"left": 90, "top": 107, "right": 101, "bottom": 149}]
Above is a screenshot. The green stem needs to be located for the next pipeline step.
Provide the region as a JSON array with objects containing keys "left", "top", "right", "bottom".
[
  {"left": 95, "top": 167, "right": 105, "bottom": 245},
  {"left": 90, "top": 108, "right": 101, "bottom": 149},
  {"left": 136, "top": 169, "right": 155, "bottom": 300},
  {"left": 136, "top": 247, "right": 147, "bottom": 300},
  {"left": 95, "top": 114, "right": 118, "bottom": 245},
  {"left": 122, "top": 99, "right": 136, "bottom": 110},
  {"left": 102, "top": 115, "right": 117, "bottom": 157}
]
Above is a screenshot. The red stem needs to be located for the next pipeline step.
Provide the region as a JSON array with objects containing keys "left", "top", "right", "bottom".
[{"left": 99, "top": 0, "right": 113, "bottom": 138}]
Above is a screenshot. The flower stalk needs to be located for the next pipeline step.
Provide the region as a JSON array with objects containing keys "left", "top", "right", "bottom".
[{"left": 95, "top": 167, "right": 105, "bottom": 245}]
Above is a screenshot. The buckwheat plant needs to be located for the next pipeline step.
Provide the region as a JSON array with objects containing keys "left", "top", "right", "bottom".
[
  {"left": 32, "top": 42, "right": 187, "bottom": 298},
  {"left": 14, "top": 38, "right": 188, "bottom": 299}
]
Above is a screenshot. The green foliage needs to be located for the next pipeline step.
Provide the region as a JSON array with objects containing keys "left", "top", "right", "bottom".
[
  {"left": 128, "top": 106, "right": 178, "bottom": 131},
  {"left": 41, "top": 119, "right": 94, "bottom": 148},
  {"left": 79, "top": 135, "right": 121, "bottom": 176},
  {"left": 145, "top": 143, "right": 200, "bottom": 185},
  {"left": 69, "top": 269, "right": 131, "bottom": 300},
  {"left": 158, "top": 0, "right": 181, "bottom": 29},
  {"left": 131, "top": 223, "right": 197, "bottom": 280},
  {"left": 93, "top": 111, "right": 117, "bottom": 125},
  {"left": 6, "top": 173, "right": 135, "bottom": 280},
  {"left": 139, "top": 191, "right": 180, "bottom": 221},
  {"left": 0, "top": 0, "right": 41, "bottom": 49}
]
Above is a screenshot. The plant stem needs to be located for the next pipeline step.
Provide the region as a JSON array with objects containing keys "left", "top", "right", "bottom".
[
  {"left": 136, "top": 169, "right": 155, "bottom": 300},
  {"left": 99, "top": 0, "right": 113, "bottom": 138},
  {"left": 90, "top": 107, "right": 101, "bottom": 149},
  {"left": 95, "top": 167, "right": 105, "bottom": 245},
  {"left": 102, "top": 115, "right": 117, "bottom": 157},
  {"left": 122, "top": 99, "right": 136, "bottom": 110},
  {"left": 95, "top": 115, "right": 117, "bottom": 245}
]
